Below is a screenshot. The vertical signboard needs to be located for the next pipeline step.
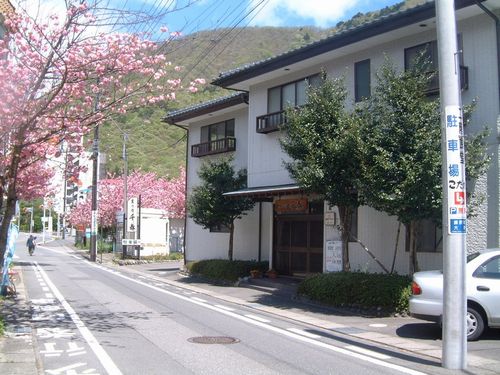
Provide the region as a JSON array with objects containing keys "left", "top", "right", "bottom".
[
  {"left": 445, "top": 106, "right": 466, "bottom": 234},
  {"left": 127, "top": 197, "right": 138, "bottom": 237},
  {"left": 325, "top": 240, "right": 343, "bottom": 272}
]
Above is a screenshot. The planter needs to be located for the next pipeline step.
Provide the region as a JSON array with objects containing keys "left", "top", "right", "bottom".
[
  {"left": 250, "top": 270, "right": 262, "bottom": 278},
  {"left": 266, "top": 270, "right": 278, "bottom": 279}
]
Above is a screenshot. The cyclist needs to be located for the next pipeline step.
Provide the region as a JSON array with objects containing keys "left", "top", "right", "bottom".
[{"left": 27, "top": 235, "right": 36, "bottom": 256}]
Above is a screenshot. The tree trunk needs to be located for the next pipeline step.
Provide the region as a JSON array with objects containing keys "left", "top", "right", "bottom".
[
  {"left": 338, "top": 205, "right": 352, "bottom": 272},
  {"left": 228, "top": 221, "right": 234, "bottom": 261},
  {"left": 0, "top": 146, "right": 22, "bottom": 266},
  {"left": 407, "top": 221, "right": 420, "bottom": 275},
  {"left": 390, "top": 221, "right": 402, "bottom": 274}
]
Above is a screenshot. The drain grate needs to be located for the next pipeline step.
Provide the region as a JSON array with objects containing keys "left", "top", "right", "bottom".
[{"left": 188, "top": 336, "right": 239, "bottom": 345}]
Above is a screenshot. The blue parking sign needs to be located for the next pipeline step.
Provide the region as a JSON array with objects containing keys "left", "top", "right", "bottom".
[{"left": 450, "top": 219, "right": 466, "bottom": 233}]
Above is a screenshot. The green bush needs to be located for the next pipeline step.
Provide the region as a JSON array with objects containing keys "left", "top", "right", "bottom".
[
  {"left": 187, "top": 259, "right": 269, "bottom": 282},
  {"left": 0, "top": 313, "right": 4, "bottom": 336},
  {"left": 298, "top": 272, "right": 412, "bottom": 314}
]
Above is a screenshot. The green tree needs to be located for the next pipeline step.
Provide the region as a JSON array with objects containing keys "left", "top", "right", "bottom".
[
  {"left": 281, "top": 74, "right": 363, "bottom": 271},
  {"left": 359, "top": 59, "right": 489, "bottom": 273},
  {"left": 187, "top": 158, "right": 255, "bottom": 260}
]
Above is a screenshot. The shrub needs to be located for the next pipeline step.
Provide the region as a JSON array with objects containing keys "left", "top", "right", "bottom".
[
  {"left": 0, "top": 314, "right": 4, "bottom": 336},
  {"left": 298, "top": 272, "right": 412, "bottom": 314},
  {"left": 187, "top": 259, "right": 269, "bottom": 282}
]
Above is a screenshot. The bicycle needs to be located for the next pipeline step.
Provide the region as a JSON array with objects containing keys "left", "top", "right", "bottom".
[{"left": 1, "top": 270, "right": 18, "bottom": 296}]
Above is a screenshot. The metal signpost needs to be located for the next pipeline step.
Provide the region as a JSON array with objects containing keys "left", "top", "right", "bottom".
[{"left": 436, "top": 0, "right": 467, "bottom": 369}]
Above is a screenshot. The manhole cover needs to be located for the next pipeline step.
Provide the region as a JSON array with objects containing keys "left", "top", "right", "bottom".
[{"left": 188, "top": 336, "right": 239, "bottom": 345}]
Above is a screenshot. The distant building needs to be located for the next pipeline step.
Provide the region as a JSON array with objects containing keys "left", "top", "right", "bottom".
[
  {"left": 0, "top": 0, "right": 14, "bottom": 39},
  {"left": 166, "top": 0, "right": 500, "bottom": 275}
]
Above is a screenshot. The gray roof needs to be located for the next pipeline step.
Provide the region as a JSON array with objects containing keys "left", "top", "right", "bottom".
[
  {"left": 163, "top": 92, "right": 248, "bottom": 124},
  {"left": 212, "top": 0, "right": 480, "bottom": 88}
]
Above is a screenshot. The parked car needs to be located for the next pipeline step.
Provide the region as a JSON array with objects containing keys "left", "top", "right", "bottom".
[{"left": 410, "top": 249, "right": 500, "bottom": 340}]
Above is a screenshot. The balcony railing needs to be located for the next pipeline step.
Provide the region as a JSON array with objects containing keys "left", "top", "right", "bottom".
[
  {"left": 256, "top": 110, "right": 287, "bottom": 134},
  {"left": 191, "top": 137, "right": 236, "bottom": 157},
  {"left": 425, "top": 65, "right": 469, "bottom": 94}
]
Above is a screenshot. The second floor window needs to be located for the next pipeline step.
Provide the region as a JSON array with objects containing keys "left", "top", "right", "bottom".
[
  {"left": 355, "top": 59, "right": 371, "bottom": 102},
  {"left": 268, "top": 74, "right": 322, "bottom": 113},
  {"left": 201, "top": 119, "right": 235, "bottom": 143}
]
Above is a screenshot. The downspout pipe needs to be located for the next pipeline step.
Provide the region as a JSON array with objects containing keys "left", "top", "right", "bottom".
[
  {"left": 475, "top": 1, "right": 500, "bottom": 109},
  {"left": 476, "top": 1, "right": 500, "bottom": 248}
]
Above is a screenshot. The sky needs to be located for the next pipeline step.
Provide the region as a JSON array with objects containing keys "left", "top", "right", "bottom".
[{"left": 13, "top": 0, "right": 404, "bottom": 36}]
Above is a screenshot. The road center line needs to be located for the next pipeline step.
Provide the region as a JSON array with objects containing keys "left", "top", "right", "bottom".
[{"left": 33, "top": 261, "right": 123, "bottom": 375}]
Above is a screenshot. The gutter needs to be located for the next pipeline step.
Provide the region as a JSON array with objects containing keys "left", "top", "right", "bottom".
[{"left": 475, "top": 1, "right": 500, "bottom": 109}]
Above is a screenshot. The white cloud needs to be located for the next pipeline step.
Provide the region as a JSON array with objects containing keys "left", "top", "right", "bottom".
[{"left": 249, "top": 0, "right": 361, "bottom": 27}]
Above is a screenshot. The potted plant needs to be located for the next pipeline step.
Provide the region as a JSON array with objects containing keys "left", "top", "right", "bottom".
[
  {"left": 250, "top": 269, "right": 262, "bottom": 278},
  {"left": 266, "top": 269, "right": 278, "bottom": 279}
]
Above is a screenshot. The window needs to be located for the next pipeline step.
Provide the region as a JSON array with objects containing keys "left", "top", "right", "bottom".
[
  {"left": 404, "top": 36, "right": 466, "bottom": 94},
  {"left": 405, "top": 40, "right": 438, "bottom": 72},
  {"left": 267, "top": 74, "right": 321, "bottom": 112},
  {"left": 354, "top": 59, "right": 370, "bottom": 102},
  {"left": 473, "top": 256, "right": 500, "bottom": 279},
  {"left": 201, "top": 119, "right": 235, "bottom": 143},
  {"left": 209, "top": 223, "right": 230, "bottom": 233},
  {"left": 405, "top": 219, "right": 442, "bottom": 253}
]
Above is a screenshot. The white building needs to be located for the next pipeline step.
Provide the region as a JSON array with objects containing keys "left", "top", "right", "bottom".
[{"left": 165, "top": 0, "right": 500, "bottom": 276}]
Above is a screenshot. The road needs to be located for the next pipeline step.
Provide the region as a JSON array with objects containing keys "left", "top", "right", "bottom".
[{"left": 11, "top": 235, "right": 481, "bottom": 375}]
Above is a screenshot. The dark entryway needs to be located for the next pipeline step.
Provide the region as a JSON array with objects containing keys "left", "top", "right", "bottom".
[{"left": 273, "top": 201, "right": 323, "bottom": 276}]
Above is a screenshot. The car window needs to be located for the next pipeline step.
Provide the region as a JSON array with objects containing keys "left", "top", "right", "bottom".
[
  {"left": 467, "top": 252, "right": 481, "bottom": 263},
  {"left": 473, "top": 255, "right": 500, "bottom": 279}
]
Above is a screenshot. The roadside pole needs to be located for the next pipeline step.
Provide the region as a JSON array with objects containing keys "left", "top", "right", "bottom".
[
  {"left": 435, "top": 0, "right": 467, "bottom": 369},
  {"left": 90, "top": 84, "right": 101, "bottom": 262}
]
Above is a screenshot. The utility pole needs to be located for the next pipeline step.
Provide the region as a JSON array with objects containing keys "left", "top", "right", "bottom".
[
  {"left": 122, "top": 133, "right": 128, "bottom": 259},
  {"left": 89, "top": 84, "right": 101, "bottom": 262},
  {"left": 62, "top": 144, "right": 68, "bottom": 239},
  {"left": 435, "top": 0, "right": 467, "bottom": 369}
]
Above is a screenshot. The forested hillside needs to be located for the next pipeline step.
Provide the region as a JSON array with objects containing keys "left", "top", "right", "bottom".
[{"left": 99, "top": 0, "right": 425, "bottom": 177}]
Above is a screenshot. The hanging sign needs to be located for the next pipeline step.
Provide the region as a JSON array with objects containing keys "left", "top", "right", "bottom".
[
  {"left": 275, "top": 198, "right": 308, "bottom": 214},
  {"left": 445, "top": 106, "right": 466, "bottom": 234}
]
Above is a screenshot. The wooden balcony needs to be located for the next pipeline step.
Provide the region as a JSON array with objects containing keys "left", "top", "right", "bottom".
[
  {"left": 191, "top": 137, "right": 236, "bottom": 157},
  {"left": 256, "top": 110, "right": 287, "bottom": 134}
]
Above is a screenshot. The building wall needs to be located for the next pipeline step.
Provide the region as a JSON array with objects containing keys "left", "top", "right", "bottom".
[
  {"left": 184, "top": 11, "right": 500, "bottom": 272},
  {"left": 185, "top": 107, "right": 267, "bottom": 261},
  {"left": 245, "top": 13, "right": 499, "bottom": 265}
]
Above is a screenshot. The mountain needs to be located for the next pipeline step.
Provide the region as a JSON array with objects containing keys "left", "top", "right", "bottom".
[{"left": 99, "top": 0, "right": 424, "bottom": 178}]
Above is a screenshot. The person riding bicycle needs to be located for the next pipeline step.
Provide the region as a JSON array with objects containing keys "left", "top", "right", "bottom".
[{"left": 27, "top": 235, "right": 36, "bottom": 256}]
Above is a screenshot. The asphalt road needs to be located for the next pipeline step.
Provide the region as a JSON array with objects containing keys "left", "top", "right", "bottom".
[{"left": 12, "top": 235, "right": 498, "bottom": 375}]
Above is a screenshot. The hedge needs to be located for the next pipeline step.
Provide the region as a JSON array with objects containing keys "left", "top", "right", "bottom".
[
  {"left": 187, "top": 259, "right": 269, "bottom": 282},
  {"left": 298, "top": 272, "right": 412, "bottom": 314}
]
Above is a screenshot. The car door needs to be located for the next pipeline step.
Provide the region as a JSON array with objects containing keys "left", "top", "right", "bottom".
[{"left": 470, "top": 254, "right": 500, "bottom": 326}]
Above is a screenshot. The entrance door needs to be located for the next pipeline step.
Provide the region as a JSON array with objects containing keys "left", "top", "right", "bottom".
[{"left": 273, "top": 215, "right": 323, "bottom": 276}]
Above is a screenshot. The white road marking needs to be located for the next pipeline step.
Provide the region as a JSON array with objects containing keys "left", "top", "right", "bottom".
[
  {"left": 214, "top": 304, "right": 235, "bottom": 311},
  {"left": 191, "top": 297, "right": 208, "bottom": 303},
  {"left": 287, "top": 328, "right": 321, "bottom": 339},
  {"left": 245, "top": 314, "right": 271, "bottom": 323},
  {"left": 34, "top": 261, "right": 123, "bottom": 375},
  {"left": 345, "top": 345, "right": 391, "bottom": 360},
  {"left": 369, "top": 323, "right": 388, "bottom": 328},
  {"left": 45, "top": 362, "right": 88, "bottom": 375},
  {"left": 41, "top": 342, "right": 63, "bottom": 357},
  {"left": 88, "top": 262, "right": 428, "bottom": 375}
]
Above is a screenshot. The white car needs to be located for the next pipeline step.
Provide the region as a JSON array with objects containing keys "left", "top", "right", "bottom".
[{"left": 409, "top": 249, "right": 500, "bottom": 340}]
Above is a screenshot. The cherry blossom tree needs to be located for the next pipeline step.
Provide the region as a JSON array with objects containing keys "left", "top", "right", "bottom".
[
  {"left": 0, "top": 1, "right": 202, "bottom": 263},
  {"left": 66, "top": 168, "right": 186, "bottom": 229}
]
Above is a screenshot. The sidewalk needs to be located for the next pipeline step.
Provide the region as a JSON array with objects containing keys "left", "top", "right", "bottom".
[{"left": 0, "top": 265, "right": 42, "bottom": 374}]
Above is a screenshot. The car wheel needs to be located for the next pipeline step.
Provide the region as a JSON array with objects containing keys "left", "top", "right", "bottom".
[{"left": 467, "top": 306, "right": 484, "bottom": 341}]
